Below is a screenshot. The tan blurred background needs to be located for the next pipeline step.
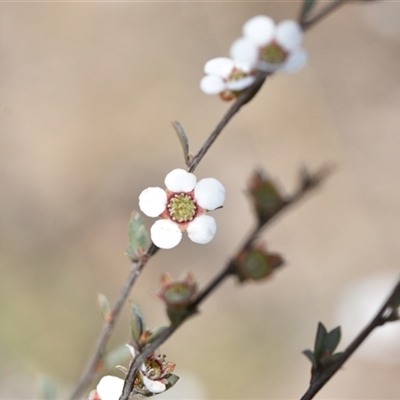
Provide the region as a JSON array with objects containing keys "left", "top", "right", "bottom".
[{"left": 1, "top": 1, "right": 400, "bottom": 399}]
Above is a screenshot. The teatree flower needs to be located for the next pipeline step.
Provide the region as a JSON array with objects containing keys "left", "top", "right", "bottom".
[
  {"left": 230, "top": 15, "right": 307, "bottom": 73},
  {"left": 95, "top": 375, "right": 124, "bottom": 400},
  {"left": 139, "top": 168, "right": 225, "bottom": 249},
  {"left": 200, "top": 57, "right": 256, "bottom": 100}
]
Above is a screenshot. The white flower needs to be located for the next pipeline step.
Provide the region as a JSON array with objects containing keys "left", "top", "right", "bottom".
[
  {"left": 96, "top": 375, "right": 124, "bottom": 400},
  {"left": 230, "top": 15, "right": 307, "bottom": 73},
  {"left": 139, "top": 168, "right": 225, "bottom": 249},
  {"left": 200, "top": 57, "right": 256, "bottom": 100}
]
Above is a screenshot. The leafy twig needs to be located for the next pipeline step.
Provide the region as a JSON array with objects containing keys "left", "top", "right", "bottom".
[
  {"left": 300, "top": 278, "right": 400, "bottom": 400},
  {"left": 68, "top": 245, "right": 157, "bottom": 400}
]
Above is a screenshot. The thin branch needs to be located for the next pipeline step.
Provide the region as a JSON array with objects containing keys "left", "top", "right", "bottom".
[
  {"left": 188, "top": 73, "right": 267, "bottom": 173},
  {"left": 68, "top": 244, "right": 157, "bottom": 400},
  {"left": 300, "top": 278, "right": 400, "bottom": 400}
]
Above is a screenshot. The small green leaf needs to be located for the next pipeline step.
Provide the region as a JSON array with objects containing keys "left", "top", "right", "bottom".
[
  {"left": 145, "top": 326, "right": 168, "bottom": 344},
  {"left": 130, "top": 302, "right": 146, "bottom": 341},
  {"left": 164, "top": 373, "right": 180, "bottom": 389},
  {"left": 323, "top": 326, "right": 341, "bottom": 355},
  {"left": 38, "top": 376, "right": 58, "bottom": 400},
  {"left": 301, "top": 0, "right": 317, "bottom": 19},
  {"left": 97, "top": 293, "right": 111, "bottom": 321},
  {"left": 303, "top": 349, "right": 317, "bottom": 369},
  {"left": 125, "top": 211, "right": 150, "bottom": 261},
  {"left": 172, "top": 121, "right": 190, "bottom": 165},
  {"left": 314, "top": 322, "right": 327, "bottom": 358},
  {"left": 104, "top": 344, "right": 131, "bottom": 371}
]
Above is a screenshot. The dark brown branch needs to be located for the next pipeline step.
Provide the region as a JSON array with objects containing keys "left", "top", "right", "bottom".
[{"left": 300, "top": 278, "right": 400, "bottom": 400}]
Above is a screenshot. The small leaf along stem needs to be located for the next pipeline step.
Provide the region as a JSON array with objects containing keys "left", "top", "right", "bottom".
[{"left": 300, "top": 278, "right": 400, "bottom": 400}]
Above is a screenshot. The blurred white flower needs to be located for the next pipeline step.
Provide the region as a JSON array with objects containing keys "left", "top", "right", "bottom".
[
  {"left": 230, "top": 15, "right": 307, "bottom": 73},
  {"left": 335, "top": 271, "right": 400, "bottom": 364},
  {"left": 139, "top": 169, "right": 225, "bottom": 249},
  {"left": 96, "top": 375, "right": 124, "bottom": 400},
  {"left": 200, "top": 57, "right": 255, "bottom": 101}
]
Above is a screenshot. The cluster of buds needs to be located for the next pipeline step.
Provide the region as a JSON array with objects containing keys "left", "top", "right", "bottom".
[{"left": 200, "top": 15, "right": 307, "bottom": 100}]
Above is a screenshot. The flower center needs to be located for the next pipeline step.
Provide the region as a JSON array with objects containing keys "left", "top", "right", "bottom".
[
  {"left": 168, "top": 193, "right": 197, "bottom": 223},
  {"left": 261, "top": 43, "right": 287, "bottom": 65},
  {"left": 229, "top": 68, "right": 247, "bottom": 81}
]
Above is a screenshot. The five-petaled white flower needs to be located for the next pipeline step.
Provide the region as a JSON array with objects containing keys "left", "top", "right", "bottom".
[
  {"left": 139, "top": 168, "right": 225, "bottom": 249},
  {"left": 200, "top": 57, "right": 256, "bottom": 100},
  {"left": 230, "top": 15, "right": 307, "bottom": 73}
]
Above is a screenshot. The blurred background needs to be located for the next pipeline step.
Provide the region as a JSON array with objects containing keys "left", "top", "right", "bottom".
[{"left": 1, "top": 1, "right": 400, "bottom": 399}]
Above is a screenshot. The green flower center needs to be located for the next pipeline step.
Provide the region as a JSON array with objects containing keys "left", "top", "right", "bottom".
[
  {"left": 168, "top": 193, "right": 196, "bottom": 223},
  {"left": 262, "top": 43, "right": 287, "bottom": 65},
  {"left": 229, "top": 68, "right": 247, "bottom": 81}
]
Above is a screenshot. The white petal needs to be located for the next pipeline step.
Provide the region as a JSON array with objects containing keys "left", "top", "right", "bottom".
[
  {"left": 165, "top": 168, "right": 197, "bottom": 193},
  {"left": 194, "top": 178, "right": 226, "bottom": 210},
  {"left": 139, "top": 187, "right": 167, "bottom": 217},
  {"left": 204, "top": 57, "right": 234, "bottom": 78},
  {"left": 243, "top": 15, "right": 275, "bottom": 46},
  {"left": 187, "top": 215, "right": 217, "bottom": 244},
  {"left": 150, "top": 219, "right": 182, "bottom": 249},
  {"left": 97, "top": 376, "right": 124, "bottom": 400},
  {"left": 275, "top": 20, "right": 304, "bottom": 51},
  {"left": 200, "top": 75, "right": 226, "bottom": 95},
  {"left": 230, "top": 37, "right": 259, "bottom": 66},
  {"left": 281, "top": 48, "right": 308, "bottom": 72},
  {"left": 142, "top": 375, "right": 166, "bottom": 394},
  {"left": 226, "top": 75, "right": 255, "bottom": 91}
]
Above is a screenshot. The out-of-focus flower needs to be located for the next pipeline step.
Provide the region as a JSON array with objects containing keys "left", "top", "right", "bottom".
[
  {"left": 233, "top": 244, "right": 284, "bottom": 282},
  {"left": 139, "top": 169, "right": 225, "bottom": 249},
  {"left": 157, "top": 271, "right": 198, "bottom": 307},
  {"left": 90, "top": 375, "right": 124, "bottom": 400},
  {"left": 127, "top": 345, "right": 177, "bottom": 395},
  {"left": 230, "top": 15, "right": 307, "bottom": 73},
  {"left": 200, "top": 57, "right": 256, "bottom": 100}
]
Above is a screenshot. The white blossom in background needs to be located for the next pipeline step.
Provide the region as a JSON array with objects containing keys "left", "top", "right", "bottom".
[
  {"left": 335, "top": 271, "right": 400, "bottom": 365},
  {"left": 230, "top": 15, "right": 307, "bottom": 73},
  {"left": 139, "top": 169, "right": 225, "bottom": 249},
  {"left": 95, "top": 375, "right": 124, "bottom": 400},
  {"left": 200, "top": 57, "right": 256, "bottom": 100}
]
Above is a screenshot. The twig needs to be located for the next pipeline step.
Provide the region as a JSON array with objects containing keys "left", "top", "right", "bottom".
[
  {"left": 300, "top": 278, "right": 400, "bottom": 400},
  {"left": 188, "top": 73, "right": 267, "bottom": 173},
  {"left": 68, "top": 245, "right": 157, "bottom": 400}
]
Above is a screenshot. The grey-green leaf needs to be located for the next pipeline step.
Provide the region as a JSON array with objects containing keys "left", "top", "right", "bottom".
[
  {"left": 301, "top": 0, "right": 317, "bottom": 19},
  {"left": 130, "top": 302, "right": 146, "bottom": 341},
  {"left": 38, "top": 376, "right": 58, "bottom": 400},
  {"left": 97, "top": 293, "right": 111, "bottom": 321},
  {"left": 126, "top": 211, "right": 150, "bottom": 261},
  {"left": 314, "top": 322, "right": 327, "bottom": 358},
  {"left": 303, "top": 349, "right": 317, "bottom": 369},
  {"left": 172, "top": 121, "right": 190, "bottom": 165},
  {"left": 323, "top": 326, "right": 341, "bottom": 355},
  {"left": 104, "top": 344, "right": 131, "bottom": 371}
]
